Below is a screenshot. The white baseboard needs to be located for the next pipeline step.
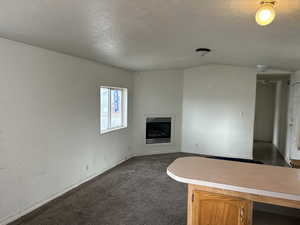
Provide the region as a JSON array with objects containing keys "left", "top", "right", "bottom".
[
  {"left": 181, "top": 151, "right": 253, "bottom": 160},
  {"left": 0, "top": 157, "right": 130, "bottom": 225},
  {"left": 132, "top": 151, "right": 178, "bottom": 157}
]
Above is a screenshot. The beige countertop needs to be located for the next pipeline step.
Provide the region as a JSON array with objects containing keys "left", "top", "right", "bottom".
[{"left": 167, "top": 157, "right": 300, "bottom": 201}]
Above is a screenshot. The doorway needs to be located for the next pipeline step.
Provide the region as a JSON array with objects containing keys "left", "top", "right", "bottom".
[{"left": 253, "top": 74, "right": 290, "bottom": 166}]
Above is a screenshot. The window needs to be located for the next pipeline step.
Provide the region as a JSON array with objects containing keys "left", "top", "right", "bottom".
[{"left": 100, "top": 86, "right": 128, "bottom": 134}]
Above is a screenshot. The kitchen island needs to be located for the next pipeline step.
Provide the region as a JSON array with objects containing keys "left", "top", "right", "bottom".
[{"left": 167, "top": 157, "right": 300, "bottom": 225}]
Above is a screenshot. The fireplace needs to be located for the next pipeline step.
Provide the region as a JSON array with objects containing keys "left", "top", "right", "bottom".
[{"left": 146, "top": 117, "right": 171, "bottom": 144}]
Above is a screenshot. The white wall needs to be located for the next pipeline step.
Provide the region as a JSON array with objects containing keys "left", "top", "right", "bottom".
[
  {"left": 279, "top": 81, "right": 289, "bottom": 158},
  {"left": 131, "top": 70, "right": 183, "bottom": 156},
  {"left": 273, "top": 80, "right": 289, "bottom": 155},
  {"left": 287, "top": 72, "right": 300, "bottom": 160},
  {"left": 0, "top": 38, "right": 269, "bottom": 224},
  {"left": 273, "top": 81, "right": 281, "bottom": 147},
  {"left": 0, "top": 38, "right": 133, "bottom": 224},
  {"left": 182, "top": 65, "right": 257, "bottom": 159},
  {"left": 254, "top": 82, "right": 276, "bottom": 142}
]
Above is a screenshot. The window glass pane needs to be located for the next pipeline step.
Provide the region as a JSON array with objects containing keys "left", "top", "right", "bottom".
[
  {"left": 110, "top": 89, "right": 122, "bottom": 128},
  {"left": 101, "top": 88, "right": 109, "bottom": 131}
]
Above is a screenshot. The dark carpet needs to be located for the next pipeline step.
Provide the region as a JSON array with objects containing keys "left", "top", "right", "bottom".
[{"left": 9, "top": 153, "right": 300, "bottom": 225}]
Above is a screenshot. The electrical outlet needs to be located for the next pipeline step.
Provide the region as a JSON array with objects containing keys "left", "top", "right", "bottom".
[{"left": 86, "top": 165, "right": 89, "bottom": 171}]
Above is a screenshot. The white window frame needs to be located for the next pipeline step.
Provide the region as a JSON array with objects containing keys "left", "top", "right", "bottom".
[{"left": 100, "top": 86, "right": 128, "bottom": 134}]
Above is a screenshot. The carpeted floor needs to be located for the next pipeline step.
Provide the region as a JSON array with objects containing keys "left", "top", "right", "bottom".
[{"left": 9, "top": 153, "right": 300, "bottom": 225}]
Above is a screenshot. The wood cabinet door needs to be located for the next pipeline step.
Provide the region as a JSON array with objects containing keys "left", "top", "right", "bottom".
[{"left": 191, "top": 190, "right": 252, "bottom": 225}]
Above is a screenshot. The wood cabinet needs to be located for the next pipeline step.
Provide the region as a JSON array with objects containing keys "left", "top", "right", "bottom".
[
  {"left": 188, "top": 186, "right": 252, "bottom": 225},
  {"left": 167, "top": 157, "right": 300, "bottom": 225}
]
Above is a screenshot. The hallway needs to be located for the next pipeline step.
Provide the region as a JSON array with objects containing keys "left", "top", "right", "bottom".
[{"left": 253, "top": 141, "right": 288, "bottom": 167}]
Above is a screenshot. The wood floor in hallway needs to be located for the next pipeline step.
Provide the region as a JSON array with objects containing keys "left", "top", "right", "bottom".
[{"left": 253, "top": 141, "right": 288, "bottom": 166}]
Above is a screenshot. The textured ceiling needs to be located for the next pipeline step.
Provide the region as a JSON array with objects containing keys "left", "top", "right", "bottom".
[{"left": 0, "top": 0, "right": 299, "bottom": 71}]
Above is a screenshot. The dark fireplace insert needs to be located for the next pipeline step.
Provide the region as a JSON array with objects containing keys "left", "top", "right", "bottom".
[{"left": 146, "top": 117, "right": 171, "bottom": 144}]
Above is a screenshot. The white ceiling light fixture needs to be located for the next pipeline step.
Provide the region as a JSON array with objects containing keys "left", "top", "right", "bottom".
[
  {"left": 256, "top": 1, "right": 277, "bottom": 26},
  {"left": 256, "top": 64, "right": 269, "bottom": 72}
]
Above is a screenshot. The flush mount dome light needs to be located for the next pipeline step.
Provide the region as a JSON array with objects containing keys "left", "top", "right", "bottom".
[
  {"left": 256, "top": 64, "right": 269, "bottom": 72},
  {"left": 195, "top": 48, "right": 211, "bottom": 56},
  {"left": 256, "top": 1, "right": 276, "bottom": 26}
]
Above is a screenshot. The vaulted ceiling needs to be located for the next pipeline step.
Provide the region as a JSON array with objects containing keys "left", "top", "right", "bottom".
[{"left": 0, "top": 0, "right": 299, "bottom": 71}]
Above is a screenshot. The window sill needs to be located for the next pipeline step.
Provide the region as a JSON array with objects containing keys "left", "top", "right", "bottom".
[{"left": 100, "top": 126, "right": 128, "bottom": 135}]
